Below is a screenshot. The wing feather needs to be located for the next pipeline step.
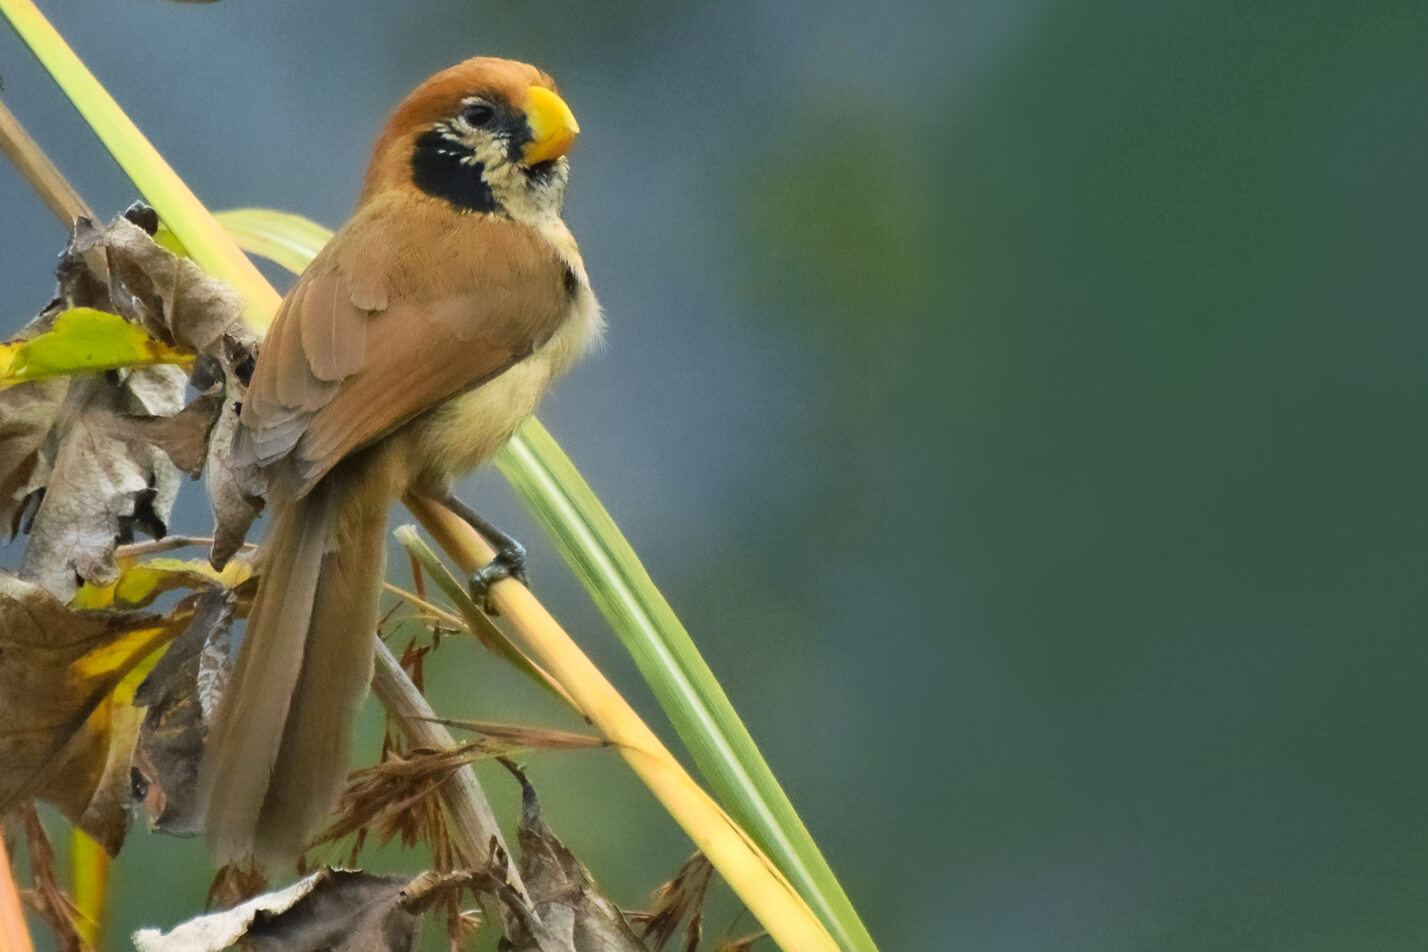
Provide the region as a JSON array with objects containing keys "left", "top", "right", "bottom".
[{"left": 238, "top": 209, "right": 570, "bottom": 493}]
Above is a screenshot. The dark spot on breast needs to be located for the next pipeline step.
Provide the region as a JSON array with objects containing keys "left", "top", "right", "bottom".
[
  {"left": 411, "top": 129, "right": 500, "bottom": 214},
  {"left": 561, "top": 264, "right": 580, "bottom": 298}
]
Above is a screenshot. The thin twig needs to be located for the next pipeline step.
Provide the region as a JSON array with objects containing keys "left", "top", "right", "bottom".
[
  {"left": 368, "top": 640, "right": 528, "bottom": 901},
  {"left": 114, "top": 535, "right": 245, "bottom": 559},
  {"left": 0, "top": 96, "right": 91, "bottom": 225},
  {"left": 382, "top": 583, "right": 466, "bottom": 630}
]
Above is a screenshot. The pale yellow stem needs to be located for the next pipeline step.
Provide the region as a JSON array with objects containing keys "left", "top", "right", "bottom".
[{"left": 0, "top": 95, "right": 91, "bottom": 224}]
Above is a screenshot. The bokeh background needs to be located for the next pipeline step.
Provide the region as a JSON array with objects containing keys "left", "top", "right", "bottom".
[{"left": 3, "top": 1, "right": 1427, "bottom": 949}]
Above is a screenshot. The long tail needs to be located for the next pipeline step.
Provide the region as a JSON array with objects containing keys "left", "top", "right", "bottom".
[{"left": 200, "top": 459, "right": 390, "bottom": 867}]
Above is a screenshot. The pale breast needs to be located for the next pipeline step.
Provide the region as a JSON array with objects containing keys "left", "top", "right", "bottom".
[{"left": 412, "top": 279, "right": 601, "bottom": 489}]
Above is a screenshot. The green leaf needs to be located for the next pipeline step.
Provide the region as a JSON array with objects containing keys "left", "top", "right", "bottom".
[
  {"left": 215, "top": 208, "right": 335, "bottom": 275},
  {"left": 0, "top": 308, "right": 191, "bottom": 386}
]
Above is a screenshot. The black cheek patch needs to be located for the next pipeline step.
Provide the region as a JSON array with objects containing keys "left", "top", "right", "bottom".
[
  {"left": 411, "top": 129, "right": 499, "bottom": 213},
  {"left": 504, "top": 118, "right": 533, "bottom": 165},
  {"left": 523, "top": 160, "right": 559, "bottom": 185}
]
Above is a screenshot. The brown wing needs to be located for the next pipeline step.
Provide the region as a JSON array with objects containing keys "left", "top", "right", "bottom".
[{"left": 237, "top": 210, "right": 570, "bottom": 494}]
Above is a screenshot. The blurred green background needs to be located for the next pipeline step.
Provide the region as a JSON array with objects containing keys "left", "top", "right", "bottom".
[{"left": 3, "top": 0, "right": 1427, "bottom": 948}]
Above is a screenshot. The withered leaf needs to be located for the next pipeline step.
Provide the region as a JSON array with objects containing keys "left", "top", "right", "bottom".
[
  {"left": 98, "top": 207, "right": 264, "bottom": 566},
  {"left": 5, "top": 207, "right": 263, "bottom": 588},
  {"left": 134, "top": 868, "right": 432, "bottom": 952},
  {"left": 202, "top": 351, "right": 262, "bottom": 569},
  {"left": 0, "top": 571, "right": 184, "bottom": 853},
  {"left": 97, "top": 214, "right": 243, "bottom": 355},
  {"left": 132, "top": 587, "right": 236, "bottom": 835},
  {"left": 106, "top": 389, "right": 224, "bottom": 478},
  {"left": 0, "top": 377, "right": 66, "bottom": 536},
  {"left": 18, "top": 372, "right": 182, "bottom": 599},
  {"left": 499, "top": 762, "right": 647, "bottom": 952}
]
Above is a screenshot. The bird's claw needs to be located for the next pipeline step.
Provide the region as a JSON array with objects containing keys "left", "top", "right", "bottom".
[{"left": 467, "top": 548, "right": 529, "bottom": 614}]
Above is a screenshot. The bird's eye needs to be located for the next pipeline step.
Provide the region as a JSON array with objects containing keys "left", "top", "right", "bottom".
[{"left": 462, "top": 103, "right": 496, "bottom": 127}]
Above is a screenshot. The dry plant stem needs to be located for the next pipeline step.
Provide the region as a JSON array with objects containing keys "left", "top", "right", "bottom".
[
  {"left": 0, "top": 836, "right": 36, "bottom": 952},
  {"left": 369, "top": 639, "right": 528, "bottom": 900},
  {"left": 114, "top": 535, "right": 237, "bottom": 559},
  {"left": 402, "top": 493, "right": 840, "bottom": 952},
  {"left": 384, "top": 583, "right": 466, "bottom": 630},
  {"left": 0, "top": 95, "right": 91, "bottom": 224}
]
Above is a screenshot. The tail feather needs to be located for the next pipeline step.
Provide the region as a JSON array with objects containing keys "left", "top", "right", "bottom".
[
  {"left": 200, "top": 461, "right": 388, "bottom": 868},
  {"left": 256, "top": 476, "right": 388, "bottom": 861}
]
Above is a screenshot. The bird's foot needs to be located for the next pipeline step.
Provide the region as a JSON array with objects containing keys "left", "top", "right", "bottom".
[{"left": 467, "top": 543, "right": 529, "bottom": 615}]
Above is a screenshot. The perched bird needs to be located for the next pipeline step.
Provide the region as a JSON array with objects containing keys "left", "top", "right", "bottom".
[{"left": 199, "top": 57, "right": 601, "bottom": 867}]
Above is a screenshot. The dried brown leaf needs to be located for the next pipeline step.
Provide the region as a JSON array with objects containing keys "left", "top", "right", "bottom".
[
  {"left": 106, "top": 390, "right": 223, "bottom": 477},
  {"left": 0, "top": 571, "right": 183, "bottom": 851},
  {"left": 499, "top": 761, "right": 647, "bottom": 952},
  {"left": 199, "top": 342, "right": 262, "bottom": 569},
  {"left": 97, "top": 214, "right": 242, "bottom": 355},
  {"left": 132, "top": 587, "right": 236, "bottom": 835},
  {"left": 18, "top": 371, "right": 183, "bottom": 599},
  {"left": 137, "top": 868, "right": 423, "bottom": 952},
  {"left": 0, "top": 377, "right": 66, "bottom": 537},
  {"left": 5, "top": 207, "right": 262, "bottom": 583}
]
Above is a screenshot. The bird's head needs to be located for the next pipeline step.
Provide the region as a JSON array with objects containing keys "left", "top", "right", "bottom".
[{"left": 361, "top": 57, "right": 580, "bottom": 221}]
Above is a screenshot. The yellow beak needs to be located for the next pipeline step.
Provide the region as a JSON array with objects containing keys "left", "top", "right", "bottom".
[{"left": 522, "top": 86, "right": 580, "bottom": 165}]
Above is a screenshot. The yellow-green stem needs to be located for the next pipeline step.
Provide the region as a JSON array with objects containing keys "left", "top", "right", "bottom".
[{"left": 68, "top": 829, "right": 108, "bottom": 948}]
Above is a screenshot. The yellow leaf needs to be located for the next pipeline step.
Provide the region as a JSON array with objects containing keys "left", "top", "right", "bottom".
[
  {"left": 72, "top": 555, "right": 252, "bottom": 610},
  {"left": 0, "top": 307, "right": 192, "bottom": 388},
  {"left": 0, "top": 572, "right": 189, "bottom": 853}
]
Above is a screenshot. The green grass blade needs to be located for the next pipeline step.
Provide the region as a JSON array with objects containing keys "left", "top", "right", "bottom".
[
  {"left": 221, "top": 206, "right": 878, "bottom": 949},
  {"left": 215, "top": 208, "right": 336, "bottom": 276}
]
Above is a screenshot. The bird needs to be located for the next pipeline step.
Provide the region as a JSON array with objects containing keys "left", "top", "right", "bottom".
[{"left": 198, "top": 56, "right": 601, "bottom": 868}]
